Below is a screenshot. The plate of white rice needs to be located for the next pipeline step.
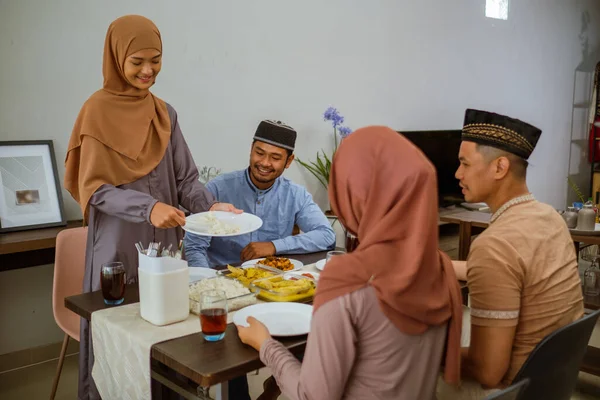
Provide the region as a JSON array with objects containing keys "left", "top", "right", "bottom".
[{"left": 183, "top": 211, "right": 263, "bottom": 237}]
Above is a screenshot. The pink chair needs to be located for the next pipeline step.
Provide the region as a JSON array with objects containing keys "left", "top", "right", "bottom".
[{"left": 50, "top": 227, "right": 87, "bottom": 400}]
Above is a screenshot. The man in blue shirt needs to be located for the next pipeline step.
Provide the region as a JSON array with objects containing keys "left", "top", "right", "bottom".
[{"left": 185, "top": 119, "right": 336, "bottom": 268}]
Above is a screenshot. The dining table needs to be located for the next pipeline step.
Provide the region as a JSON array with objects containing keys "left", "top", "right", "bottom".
[
  {"left": 65, "top": 251, "right": 327, "bottom": 400},
  {"left": 65, "top": 250, "right": 469, "bottom": 399}
]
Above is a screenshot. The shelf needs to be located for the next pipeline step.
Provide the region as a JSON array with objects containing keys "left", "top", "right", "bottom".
[
  {"left": 0, "top": 221, "right": 83, "bottom": 272},
  {"left": 0, "top": 220, "right": 82, "bottom": 255}
]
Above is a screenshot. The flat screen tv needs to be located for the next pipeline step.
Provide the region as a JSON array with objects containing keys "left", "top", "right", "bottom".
[{"left": 399, "top": 130, "right": 464, "bottom": 207}]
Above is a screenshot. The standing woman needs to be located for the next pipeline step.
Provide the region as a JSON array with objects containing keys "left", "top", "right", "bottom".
[{"left": 64, "top": 15, "right": 238, "bottom": 399}]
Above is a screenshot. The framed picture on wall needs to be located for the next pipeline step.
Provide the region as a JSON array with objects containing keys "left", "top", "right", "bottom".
[{"left": 0, "top": 141, "right": 66, "bottom": 233}]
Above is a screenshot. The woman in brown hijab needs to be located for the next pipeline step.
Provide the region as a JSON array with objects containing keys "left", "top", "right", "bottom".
[
  {"left": 65, "top": 15, "right": 239, "bottom": 400},
  {"left": 238, "top": 126, "right": 463, "bottom": 399}
]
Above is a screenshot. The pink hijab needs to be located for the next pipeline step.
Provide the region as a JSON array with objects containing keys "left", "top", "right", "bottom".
[{"left": 313, "top": 126, "right": 463, "bottom": 385}]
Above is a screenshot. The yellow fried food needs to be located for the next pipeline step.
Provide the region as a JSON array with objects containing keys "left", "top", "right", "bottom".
[
  {"left": 226, "top": 265, "right": 274, "bottom": 286},
  {"left": 227, "top": 265, "right": 244, "bottom": 277},
  {"left": 254, "top": 277, "right": 313, "bottom": 294}
]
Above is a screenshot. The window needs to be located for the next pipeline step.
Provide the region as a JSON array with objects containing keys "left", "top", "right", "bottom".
[{"left": 485, "top": 0, "right": 508, "bottom": 20}]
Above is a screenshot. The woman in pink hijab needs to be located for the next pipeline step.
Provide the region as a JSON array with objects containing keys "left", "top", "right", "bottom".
[{"left": 238, "top": 126, "right": 463, "bottom": 399}]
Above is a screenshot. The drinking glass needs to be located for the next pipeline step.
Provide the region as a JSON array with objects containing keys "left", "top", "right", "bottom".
[
  {"left": 584, "top": 256, "right": 600, "bottom": 297},
  {"left": 345, "top": 232, "right": 360, "bottom": 253},
  {"left": 101, "top": 262, "right": 126, "bottom": 305},
  {"left": 326, "top": 251, "right": 345, "bottom": 264},
  {"left": 199, "top": 289, "right": 228, "bottom": 342}
]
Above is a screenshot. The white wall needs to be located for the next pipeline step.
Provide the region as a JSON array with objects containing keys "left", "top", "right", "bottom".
[
  {"left": 2, "top": 0, "right": 600, "bottom": 217},
  {"left": 1, "top": 0, "right": 600, "bottom": 352}
]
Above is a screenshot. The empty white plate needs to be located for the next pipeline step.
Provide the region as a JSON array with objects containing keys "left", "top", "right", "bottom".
[
  {"left": 188, "top": 267, "right": 217, "bottom": 283},
  {"left": 242, "top": 258, "right": 304, "bottom": 271},
  {"left": 315, "top": 259, "right": 327, "bottom": 271},
  {"left": 183, "top": 211, "right": 263, "bottom": 237},
  {"left": 233, "top": 303, "right": 313, "bottom": 336}
]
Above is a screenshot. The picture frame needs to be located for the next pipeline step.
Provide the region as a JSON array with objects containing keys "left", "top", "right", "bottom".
[{"left": 0, "top": 140, "right": 67, "bottom": 233}]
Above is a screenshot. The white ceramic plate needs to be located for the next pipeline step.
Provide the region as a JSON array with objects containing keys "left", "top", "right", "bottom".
[
  {"left": 285, "top": 271, "right": 320, "bottom": 282},
  {"left": 183, "top": 211, "right": 263, "bottom": 237},
  {"left": 188, "top": 267, "right": 217, "bottom": 283},
  {"left": 233, "top": 303, "right": 313, "bottom": 336},
  {"left": 315, "top": 259, "right": 326, "bottom": 271},
  {"left": 241, "top": 258, "right": 304, "bottom": 271}
]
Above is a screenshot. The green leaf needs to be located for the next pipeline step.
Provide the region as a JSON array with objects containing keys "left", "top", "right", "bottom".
[
  {"left": 567, "top": 177, "right": 586, "bottom": 203},
  {"left": 296, "top": 158, "right": 328, "bottom": 189},
  {"left": 315, "top": 153, "right": 328, "bottom": 176},
  {"left": 322, "top": 152, "right": 332, "bottom": 180}
]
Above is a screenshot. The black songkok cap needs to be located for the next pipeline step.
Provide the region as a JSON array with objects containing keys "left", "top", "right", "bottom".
[
  {"left": 254, "top": 120, "right": 297, "bottom": 151},
  {"left": 462, "top": 109, "right": 542, "bottom": 160}
]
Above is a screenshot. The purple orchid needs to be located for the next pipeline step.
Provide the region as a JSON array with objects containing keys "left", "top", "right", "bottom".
[
  {"left": 297, "top": 107, "right": 354, "bottom": 190},
  {"left": 338, "top": 126, "right": 353, "bottom": 138},
  {"left": 323, "top": 106, "right": 345, "bottom": 128}
]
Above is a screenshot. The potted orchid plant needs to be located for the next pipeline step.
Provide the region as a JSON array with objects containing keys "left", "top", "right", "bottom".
[
  {"left": 297, "top": 107, "right": 357, "bottom": 249},
  {"left": 297, "top": 106, "right": 353, "bottom": 190}
]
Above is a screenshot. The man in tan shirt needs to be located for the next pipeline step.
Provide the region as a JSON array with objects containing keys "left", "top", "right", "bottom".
[{"left": 444, "top": 109, "right": 584, "bottom": 397}]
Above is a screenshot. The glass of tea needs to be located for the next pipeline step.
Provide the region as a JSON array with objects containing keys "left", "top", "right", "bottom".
[
  {"left": 345, "top": 231, "right": 360, "bottom": 253},
  {"left": 199, "top": 289, "right": 228, "bottom": 342},
  {"left": 101, "top": 262, "right": 126, "bottom": 305}
]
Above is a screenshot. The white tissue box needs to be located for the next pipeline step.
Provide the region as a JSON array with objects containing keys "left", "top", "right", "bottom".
[{"left": 138, "top": 253, "right": 189, "bottom": 326}]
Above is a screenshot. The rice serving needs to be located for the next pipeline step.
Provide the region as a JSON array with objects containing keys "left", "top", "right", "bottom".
[
  {"left": 204, "top": 213, "right": 241, "bottom": 235},
  {"left": 189, "top": 277, "right": 256, "bottom": 314}
]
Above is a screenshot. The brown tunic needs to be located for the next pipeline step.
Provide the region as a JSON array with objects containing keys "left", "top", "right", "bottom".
[
  {"left": 260, "top": 286, "right": 448, "bottom": 400},
  {"left": 78, "top": 104, "right": 215, "bottom": 400},
  {"left": 467, "top": 200, "right": 584, "bottom": 385}
]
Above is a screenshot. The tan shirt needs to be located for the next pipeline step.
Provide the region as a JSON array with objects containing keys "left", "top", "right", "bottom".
[
  {"left": 260, "top": 286, "right": 448, "bottom": 400},
  {"left": 467, "top": 200, "right": 584, "bottom": 385}
]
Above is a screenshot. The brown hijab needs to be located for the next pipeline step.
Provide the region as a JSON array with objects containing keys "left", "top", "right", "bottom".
[
  {"left": 64, "top": 15, "right": 171, "bottom": 221},
  {"left": 313, "top": 126, "right": 463, "bottom": 385}
]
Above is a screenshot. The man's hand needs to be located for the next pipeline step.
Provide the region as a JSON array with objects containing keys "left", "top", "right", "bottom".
[
  {"left": 210, "top": 202, "right": 243, "bottom": 214},
  {"left": 241, "top": 242, "right": 276, "bottom": 261},
  {"left": 150, "top": 202, "right": 186, "bottom": 228}
]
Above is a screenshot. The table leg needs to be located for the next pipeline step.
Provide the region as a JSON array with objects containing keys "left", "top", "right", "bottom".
[
  {"left": 151, "top": 361, "right": 205, "bottom": 400},
  {"left": 458, "top": 222, "right": 473, "bottom": 261}
]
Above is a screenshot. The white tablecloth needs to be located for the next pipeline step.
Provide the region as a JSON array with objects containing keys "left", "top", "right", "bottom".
[
  {"left": 91, "top": 261, "right": 322, "bottom": 399},
  {"left": 91, "top": 303, "right": 202, "bottom": 400}
]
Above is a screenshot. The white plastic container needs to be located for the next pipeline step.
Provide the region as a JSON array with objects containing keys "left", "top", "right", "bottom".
[{"left": 138, "top": 253, "right": 189, "bottom": 326}]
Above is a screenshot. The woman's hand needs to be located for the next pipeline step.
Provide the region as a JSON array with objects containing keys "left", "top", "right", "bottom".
[
  {"left": 150, "top": 202, "right": 186, "bottom": 228},
  {"left": 236, "top": 317, "right": 272, "bottom": 351},
  {"left": 210, "top": 202, "right": 243, "bottom": 214}
]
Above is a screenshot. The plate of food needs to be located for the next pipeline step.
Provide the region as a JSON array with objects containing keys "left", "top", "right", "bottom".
[
  {"left": 285, "top": 271, "right": 320, "bottom": 282},
  {"left": 233, "top": 302, "right": 313, "bottom": 336},
  {"left": 218, "top": 264, "right": 282, "bottom": 287},
  {"left": 183, "top": 211, "right": 263, "bottom": 237},
  {"left": 249, "top": 273, "right": 316, "bottom": 303},
  {"left": 188, "top": 276, "right": 257, "bottom": 314},
  {"left": 241, "top": 256, "right": 303, "bottom": 271}
]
